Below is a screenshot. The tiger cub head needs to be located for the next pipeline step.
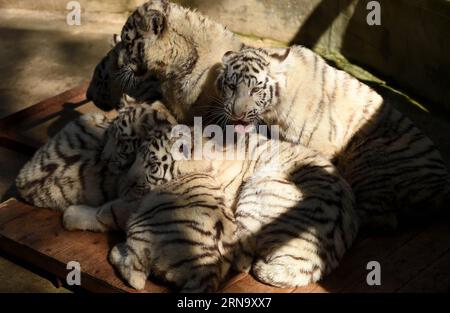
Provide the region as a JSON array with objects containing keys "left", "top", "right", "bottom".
[
  {"left": 86, "top": 35, "right": 123, "bottom": 111},
  {"left": 86, "top": 34, "right": 160, "bottom": 111},
  {"left": 117, "top": 1, "right": 172, "bottom": 79},
  {"left": 101, "top": 95, "right": 176, "bottom": 175},
  {"left": 116, "top": 0, "right": 203, "bottom": 88},
  {"left": 118, "top": 109, "right": 180, "bottom": 198},
  {"left": 216, "top": 48, "right": 290, "bottom": 130}
]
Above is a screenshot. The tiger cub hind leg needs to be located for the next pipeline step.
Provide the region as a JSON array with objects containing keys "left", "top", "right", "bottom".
[
  {"left": 235, "top": 167, "right": 358, "bottom": 288},
  {"left": 109, "top": 242, "right": 148, "bottom": 290}
]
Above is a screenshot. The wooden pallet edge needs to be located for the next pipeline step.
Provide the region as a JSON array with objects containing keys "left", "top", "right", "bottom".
[{"left": 0, "top": 230, "right": 126, "bottom": 293}]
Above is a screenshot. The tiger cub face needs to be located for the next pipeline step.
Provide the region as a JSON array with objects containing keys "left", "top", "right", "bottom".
[
  {"left": 216, "top": 48, "right": 286, "bottom": 128},
  {"left": 119, "top": 122, "right": 175, "bottom": 197},
  {"left": 87, "top": 34, "right": 160, "bottom": 112},
  {"left": 101, "top": 95, "right": 176, "bottom": 175},
  {"left": 86, "top": 36, "right": 123, "bottom": 111}
]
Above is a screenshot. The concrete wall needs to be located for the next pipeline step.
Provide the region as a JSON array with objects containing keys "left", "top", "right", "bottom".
[{"left": 0, "top": 0, "right": 448, "bottom": 112}]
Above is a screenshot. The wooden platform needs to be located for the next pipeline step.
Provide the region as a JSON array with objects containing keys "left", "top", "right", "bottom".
[
  {"left": 0, "top": 85, "right": 449, "bottom": 293},
  {"left": 0, "top": 197, "right": 449, "bottom": 293}
]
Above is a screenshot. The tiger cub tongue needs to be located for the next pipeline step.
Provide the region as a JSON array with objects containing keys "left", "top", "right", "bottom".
[{"left": 234, "top": 124, "right": 254, "bottom": 134}]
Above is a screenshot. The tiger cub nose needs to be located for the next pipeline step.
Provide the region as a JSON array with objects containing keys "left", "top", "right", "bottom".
[
  {"left": 232, "top": 111, "right": 245, "bottom": 120},
  {"left": 232, "top": 105, "right": 246, "bottom": 120}
]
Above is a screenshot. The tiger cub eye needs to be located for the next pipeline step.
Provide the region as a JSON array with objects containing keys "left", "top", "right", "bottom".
[
  {"left": 250, "top": 87, "right": 261, "bottom": 95},
  {"left": 225, "top": 83, "right": 236, "bottom": 91}
]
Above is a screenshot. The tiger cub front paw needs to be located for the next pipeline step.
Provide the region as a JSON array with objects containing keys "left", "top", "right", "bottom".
[{"left": 63, "top": 205, "right": 101, "bottom": 232}]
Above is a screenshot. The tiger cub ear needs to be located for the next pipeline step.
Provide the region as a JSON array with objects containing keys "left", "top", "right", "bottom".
[
  {"left": 139, "top": 9, "right": 166, "bottom": 37},
  {"left": 119, "top": 94, "right": 138, "bottom": 109},
  {"left": 222, "top": 51, "right": 235, "bottom": 64},
  {"left": 268, "top": 48, "right": 290, "bottom": 86},
  {"left": 109, "top": 34, "right": 121, "bottom": 48},
  {"left": 268, "top": 48, "right": 291, "bottom": 64},
  {"left": 149, "top": 101, "right": 177, "bottom": 125}
]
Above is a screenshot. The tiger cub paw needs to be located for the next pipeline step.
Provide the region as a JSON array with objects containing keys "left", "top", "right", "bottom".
[
  {"left": 251, "top": 257, "right": 322, "bottom": 288},
  {"left": 63, "top": 205, "right": 95, "bottom": 231},
  {"left": 109, "top": 244, "right": 147, "bottom": 290}
]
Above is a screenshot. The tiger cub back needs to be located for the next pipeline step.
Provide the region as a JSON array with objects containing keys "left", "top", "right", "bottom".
[
  {"left": 109, "top": 173, "right": 235, "bottom": 292},
  {"left": 15, "top": 113, "right": 116, "bottom": 210}
]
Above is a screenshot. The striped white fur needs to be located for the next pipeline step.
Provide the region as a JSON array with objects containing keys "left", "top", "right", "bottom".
[
  {"left": 15, "top": 113, "right": 117, "bottom": 210},
  {"left": 86, "top": 35, "right": 160, "bottom": 111},
  {"left": 110, "top": 174, "right": 236, "bottom": 292},
  {"left": 64, "top": 116, "right": 358, "bottom": 289},
  {"left": 217, "top": 47, "right": 450, "bottom": 229},
  {"left": 91, "top": 0, "right": 243, "bottom": 123},
  {"left": 16, "top": 98, "right": 174, "bottom": 211}
]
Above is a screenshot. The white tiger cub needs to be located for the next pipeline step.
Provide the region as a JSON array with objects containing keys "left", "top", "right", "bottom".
[
  {"left": 113, "top": 0, "right": 243, "bottom": 123},
  {"left": 217, "top": 47, "right": 450, "bottom": 228},
  {"left": 64, "top": 114, "right": 358, "bottom": 289},
  {"left": 109, "top": 173, "right": 236, "bottom": 292},
  {"left": 15, "top": 97, "right": 174, "bottom": 211}
]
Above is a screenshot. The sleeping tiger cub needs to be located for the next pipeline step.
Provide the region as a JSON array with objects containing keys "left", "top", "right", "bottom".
[
  {"left": 64, "top": 111, "right": 358, "bottom": 289},
  {"left": 15, "top": 97, "right": 174, "bottom": 211},
  {"left": 216, "top": 47, "right": 450, "bottom": 229},
  {"left": 109, "top": 173, "right": 236, "bottom": 292}
]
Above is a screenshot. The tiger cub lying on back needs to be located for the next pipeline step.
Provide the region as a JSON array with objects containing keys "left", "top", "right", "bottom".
[
  {"left": 64, "top": 105, "right": 358, "bottom": 289},
  {"left": 15, "top": 97, "right": 174, "bottom": 211},
  {"left": 217, "top": 47, "right": 450, "bottom": 228}
]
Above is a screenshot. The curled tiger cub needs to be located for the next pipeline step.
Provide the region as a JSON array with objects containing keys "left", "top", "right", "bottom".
[
  {"left": 64, "top": 110, "right": 358, "bottom": 289},
  {"left": 109, "top": 174, "right": 236, "bottom": 292},
  {"left": 89, "top": 0, "right": 243, "bottom": 123},
  {"left": 16, "top": 97, "right": 174, "bottom": 211},
  {"left": 217, "top": 47, "right": 450, "bottom": 229}
]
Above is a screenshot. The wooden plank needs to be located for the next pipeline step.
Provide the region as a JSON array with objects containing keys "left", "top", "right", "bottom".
[
  {"left": 0, "top": 83, "right": 90, "bottom": 154},
  {"left": 0, "top": 198, "right": 168, "bottom": 293},
  {"left": 219, "top": 273, "right": 249, "bottom": 291},
  {"left": 341, "top": 222, "right": 450, "bottom": 292},
  {"left": 221, "top": 274, "right": 295, "bottom": 293},
  {"left": 309, "top": 226, "right": 423, "bottom": 293},
  {"left": 0, "top": 83, "right": 89, "bottom": 132},
  {"left": 397, "top": 249, "right": 450, "bottom": 293},
  {"left": 0, "top": 83, "right": 118, "bottom": 156},
  {"left": 0, "top": 135, "right": 42, "bottom": 156},
  {"left": 1, "top": 197, "right": 449, "bottom": 293}
]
